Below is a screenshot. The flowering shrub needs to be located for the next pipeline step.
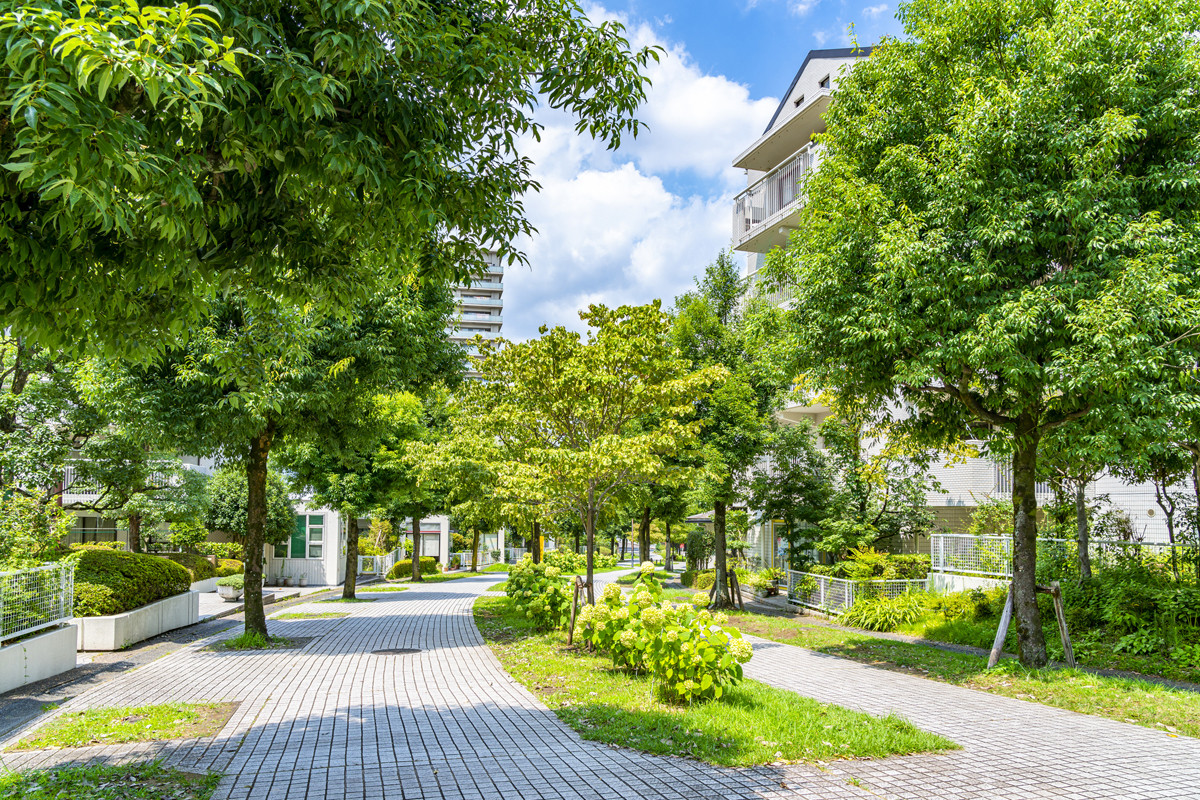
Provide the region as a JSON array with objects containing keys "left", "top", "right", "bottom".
[
  {"left": 505, "top": 556, "right": 572, "bottom": 630},
  {"left": 575, "top": 562, "right": 752, "bottom": 702}
]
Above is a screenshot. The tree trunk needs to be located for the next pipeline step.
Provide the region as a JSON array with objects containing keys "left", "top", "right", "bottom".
[
  {"left": 619, "top": 536, "right": 626, "bottom": 562},
  {"left": 664, "top": 521, "right": 673, "bottom": 572},
  {"left": 1154, "top": 478, "right": 1180, "bottom": 581},
  {"left": 343, "top": 510, "right": 358, "bottom": 599},
  {"left": 1192, "top": 448, "right": 1200, "bottom": 583},
  {"left": 1075, "top": 481, "right": 1092, "bottom": 580},
  {"left": 243, "top": 421, "right": 274, "bottom": 639},
  {"left": 574, "top": 527, "right": 581, "bottom": 554},
  {"left": 1011, "top": 419, "right": 1047, "bottom": 667},
  {"left": 638, "top": 506, "right": 651, "bottom": 566},
  {"left": 532, "top": 520, "right": 542, "bottom": 564},
  {"left": 128, "top": 514, "right": 142, "bottom": 553},
  {"left": 471, "top": 528, "right": 480, "bottom": 572},
  {"left": 712, "top": 498, "right": 732, "bottom": 609},
  {"left": 584, "top": 487, "right": 596, "bottom": 605},
  {"left": 411, "top": 513, "right": 423, "bottom": 581}
]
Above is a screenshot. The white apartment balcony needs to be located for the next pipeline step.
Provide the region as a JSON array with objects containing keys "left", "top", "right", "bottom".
[
  {"left": 455, "top": 295, "right": 502, "bottom": 308},
  {"left": 732, "top": 145, "right": 819, "bottom": 253},
  {"left": 60, "top": 461, "right": 202, "bottom": 505},
  {"left": 733, "top": 91, "right": 831, "bottom": 172}
]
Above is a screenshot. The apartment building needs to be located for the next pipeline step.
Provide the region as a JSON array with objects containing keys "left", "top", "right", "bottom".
[
  {"left": 732, "top": 48, "right": 1175, "bottom": 568},
  {"left": 449, "top": 251, "right": 504, "bottom": 377}
]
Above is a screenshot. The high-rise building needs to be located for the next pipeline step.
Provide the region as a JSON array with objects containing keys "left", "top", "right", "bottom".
[{"left": 449, "top": 252, "right": 504, "bottom": 377}]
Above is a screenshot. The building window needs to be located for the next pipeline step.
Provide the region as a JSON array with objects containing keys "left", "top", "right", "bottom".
[
  {"left": 276, "top": 514, "right": 325, "bottom": 559},
  {"left": 793, "top": 94, "right": 805, "bottom": 107},
  {"left": 819, "top": 75, "right": 830, "bottom": 89}
]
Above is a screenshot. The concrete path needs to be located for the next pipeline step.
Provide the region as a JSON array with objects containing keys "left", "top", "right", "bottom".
[{"left": 1, "top": 574, "right": 1195, "bottom": 800}]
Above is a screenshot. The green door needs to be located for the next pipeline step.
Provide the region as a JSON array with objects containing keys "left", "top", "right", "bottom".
[{"left": 290, "top": 515, "right": 307, "bottom": 559}]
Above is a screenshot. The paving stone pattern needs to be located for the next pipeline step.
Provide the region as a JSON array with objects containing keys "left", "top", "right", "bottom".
[{"left": 1, "top": 573, "right": 1195, "bottom": 800}]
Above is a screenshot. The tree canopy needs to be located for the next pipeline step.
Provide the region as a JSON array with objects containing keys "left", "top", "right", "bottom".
[{"left": 2, "top": 0, "right": 660, "bottom": 358}]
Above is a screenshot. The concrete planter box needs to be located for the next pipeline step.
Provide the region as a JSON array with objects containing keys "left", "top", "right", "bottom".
[
  {"left": 0, "top": 625, "right": 78, "bottom": 695},
  {"left": 190, "top": 577, "right": 218, "bottom": 593},
  {"left": 75, "top": 591, "right": 200, "bottom": 651}
]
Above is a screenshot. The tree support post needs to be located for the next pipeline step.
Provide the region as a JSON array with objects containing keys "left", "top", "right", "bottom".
[{"left": 987, "top": 585, "right": 1014, "bottom": 669}]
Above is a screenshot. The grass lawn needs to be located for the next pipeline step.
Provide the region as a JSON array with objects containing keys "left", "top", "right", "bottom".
[
  {"left": 726, "top": 612, "right": 1200, "bottom": 739},
  {"left": 10, "top": 703, "right": 236, "bottom": 750},
  {"left": 616, "top": 570, "right": 674, "bottom": 585},
  {"left": 488, "top": 580, "right": 508, "bottom": 592},
  {"left": 484, "top": 564, "right": 509, "bottom": 572},
  {"left": 359, "top": 585, "right": 409, "bottom": 592},
  {"left": 318, "top": 597, "right": 376, "bottom": 603},
  {"left": 0, "top": 762, "right": 219, "bottom": 800},
  {"left": 215, "top": 631, "right": 294, "bottom": 650},
  {"left": 387, "top": 572, "right": 481, "bottom": 584},
  {"left": 271, "top": 611, "right": 349, "bottom": 620},
  {"left": 473, "top": 595, "right": 954, "bottom": 767}
]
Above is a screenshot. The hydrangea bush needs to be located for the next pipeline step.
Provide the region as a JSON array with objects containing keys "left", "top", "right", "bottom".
[
  {"left": 505, "top": 556, "right": 572, "bottom": 630},
  {"left": 575, "top": 562, "right": 753, "bottom": 703}
]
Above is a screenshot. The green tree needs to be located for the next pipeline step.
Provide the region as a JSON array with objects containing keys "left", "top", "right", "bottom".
[
  {"left": 765, "top": 0, "right": 1200, "bottom": 665},
  {"left": 673, "top": 252, "right": 788, "bottom": 607},
  {"left": 467, "top": 302, "right": 717, "bottom": 603},
  {"left": 3, "top": 0, "right": 660, "bottom": 358},
  {"left": 746, "top": 420, "right": 833, "bottom": 566},
  {"left": 204, "top": 466, "right": 294, "bottom": 548}
]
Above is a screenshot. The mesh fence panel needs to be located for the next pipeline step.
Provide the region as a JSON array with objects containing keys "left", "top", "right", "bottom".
[
  {"left": 931, "top": 534, "right": 1199, "bottom": 582},
  {"left": 1, "top": 562, "right": 75, "bottom": 644}
]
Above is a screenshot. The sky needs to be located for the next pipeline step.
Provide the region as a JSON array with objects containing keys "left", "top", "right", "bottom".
[{"left": 500, "top": 0, "right": 905, "bottom": 340}]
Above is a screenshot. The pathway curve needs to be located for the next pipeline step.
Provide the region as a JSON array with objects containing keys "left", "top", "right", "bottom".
[{"left": 1, "top": 575, "right": 1194, "bottom": 800}]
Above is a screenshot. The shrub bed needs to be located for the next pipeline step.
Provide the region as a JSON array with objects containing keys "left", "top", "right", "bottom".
[
  {"left": 505, "top": 557, "right": 571, "bottom": 629},
  {"left": 158, "top": 553, "right": 217, "bottom": 583},
  {"left": 195, "top": 541, "right": 244, "bottom": 560},
  {"left": 68, "top": 547, "right": 191, "bottom": 617},
  {"left": 215, "top": 559, "right": 243, "bottom": 577},
  {"left": 386, "top": 557, "right": 439, "bottom": 580}
]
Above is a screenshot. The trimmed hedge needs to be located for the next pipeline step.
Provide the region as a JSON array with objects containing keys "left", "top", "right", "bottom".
[
  {"left": 215, "top": 559, "right": 243, "bottom": 577},
  {"left": 386, "top": 557, "right": 439, "bottom": 580},
  {"left": 69, "top": 547, "right": 191, "bottom": 617},
  {"left": 158, "top": 553, "right": 217, "bottom": 583}
]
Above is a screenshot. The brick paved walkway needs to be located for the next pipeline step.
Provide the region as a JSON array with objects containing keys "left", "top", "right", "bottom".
[{"left": 2, "top": 574, "right": 1196, "bottom": 799}]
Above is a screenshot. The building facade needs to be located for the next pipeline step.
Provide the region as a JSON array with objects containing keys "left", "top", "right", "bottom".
[
  {"left": 449, "top": 251, "right": 504, "bottom": 377},
  {"left": 732, "top": 48, "right": 1178, "bottom": 569}
]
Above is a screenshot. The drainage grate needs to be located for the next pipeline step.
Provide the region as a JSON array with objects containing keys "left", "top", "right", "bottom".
[{"left": 371, "top": 648, "right": 422, "bottom": 655}]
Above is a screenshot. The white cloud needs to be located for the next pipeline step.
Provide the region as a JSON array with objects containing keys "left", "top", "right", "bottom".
[
  {"left": 500, "top": 6, "right": 778, "bottom": 340},
  {"left": 789, "top": 0, "right": 821, "bottom": 15},
  {"left": 863, "top": 4, "right": 889, "bottom": 18},
  {"left": 813, "top": 29, "right": 830, "bottom": 45}
]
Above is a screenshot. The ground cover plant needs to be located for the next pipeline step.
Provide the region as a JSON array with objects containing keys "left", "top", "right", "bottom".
[
  {"left": 271, "top": 611, "right": 349, "bottom": 620},
  {"left": 317, "top": 598, "right": 376, "bottom": 603},
  {"left": 726, "top": 612, "right": 1200, "bottom": 738},
  {"left": 0, "top": 762, "right": 220, "bottom": 800},
  {"left": 616, "top": 569, "right": 673, "bottom": 585},
  {"left": 474, "top": 594, "right": 954, "bottom": 766},
  {"left": 385, "top": 557, "right": 439, "bottom": 580},
  {"left": 214, "top": 631, "right": 294, "bottom": 650},
  {"left": 9, "top": 702, "right": 236, "bottom": 749},
  {"left": 359, "top": 585, "right": 409, "bottom": 592}
]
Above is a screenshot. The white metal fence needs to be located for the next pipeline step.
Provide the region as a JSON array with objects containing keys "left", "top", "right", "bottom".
[
  {"left": 787, "top": 570, "right": 928, "bottom": 615},
  {"left": 450, "top": 549, "right": 497, "bottom": 569},
  {"left": 504, "top": 548, "right": 527, "bottom": 563},
  {"left": 732, "top": 145, "right": 818, "bottom": 244},
  {"left": 358, "top": 544, "right": 408, "bottom": 576},
  {"left": 930, "top": 534, "right": 1197, "bottom": 578},
  {"left": 1, "top": 562, "right": 75, "bottom": 644}
]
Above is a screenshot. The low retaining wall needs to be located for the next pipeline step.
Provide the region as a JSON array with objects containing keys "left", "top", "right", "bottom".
[
  {"left": 927, "top": 573, "right": 1009, "bottom": 593},
  {"left": 190, "top": 577, "right": 218, "bottom": 593},
  {"left": 75, "top": 591, "right": 200, "bottom": 651},
  {"left": 0, "top": 625, "right": 78, "bottom": 695}
]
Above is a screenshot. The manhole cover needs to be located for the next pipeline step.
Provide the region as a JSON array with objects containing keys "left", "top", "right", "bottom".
[{"left": 372, "top": 648, "right": 422, "bottom": 655}]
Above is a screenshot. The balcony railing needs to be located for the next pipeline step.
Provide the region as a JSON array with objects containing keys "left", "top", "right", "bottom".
[
  {"left": 732, "top": 146, "right": 819, "bottom": 246},
  {"left": 61, "top": 461, "right": 194, "bottom": 500},
  {"left": 455, "top": 295, "right": 502, "bottom": 307}
]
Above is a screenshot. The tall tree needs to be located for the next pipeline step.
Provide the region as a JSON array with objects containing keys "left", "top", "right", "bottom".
[
  {"left": 467, "top": 303, "right": 717, "bottom": 603},
  {"left": 3, "top": 0, "right": 660, "bottom": 359},
  {"left": 765, "top": 0, "right": 1200, "bottom": 665},
  {"left": 673, "top": 252, "right": 788, "bottom": 607},
  {"left": 746, "top": 420, "right": 833, "bottom": 568}
]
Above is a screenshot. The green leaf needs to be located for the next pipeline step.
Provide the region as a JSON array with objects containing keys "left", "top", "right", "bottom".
[{"left": 23, "top": 105, "right": 36, "bottom": 131}]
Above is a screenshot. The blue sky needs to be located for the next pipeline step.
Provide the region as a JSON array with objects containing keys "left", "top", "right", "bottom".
[{"left": 501, "top": 1, "right": 905, "bottom": 340}]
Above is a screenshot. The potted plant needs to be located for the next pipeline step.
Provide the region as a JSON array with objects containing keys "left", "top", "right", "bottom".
[
  {"left": 216, "top": 574, "right": 245, "bottom": 601},
  {"left": 283, "top": 574, "right": 294, "bottom": 587},
  {"left": 297, "top": 575, "right": 307, "bottom": 587}
]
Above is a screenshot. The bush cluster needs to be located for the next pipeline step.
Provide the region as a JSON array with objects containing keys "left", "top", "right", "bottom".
[
  {"left": 1061, "top": 568, "right": 1200, "bottom": 658},
  {"left": 505, "top": 557, "right": 572, "bottom": 629},
  {"left": 576, "top": 563, "right": 753, "bottom": 703},
  {"left": 215, "top": 559, "right": 243, "bottom": 577},
  {"left": 541, "top": 549, "right": 617, "bottom": 572},
  {"left": 194, "top": 541, "right": 245, "bottom": 561},
  {"left": 68, "top": 547, "right": 191, "bottom": 617},
  {"left": 386, "top": 557, "right": 439, "bottom": 580},
  {"left": 216, "top": 574, "right": 245, "bottom": 589},
  {"left": 840, "top": 593, "right": 927, "bottom": 632},
  {"left": 158, "top": 553, "right": 217, "bottom": 583},
  {"left": 812, "top": 547, "right": 930, "bottom": 581}
]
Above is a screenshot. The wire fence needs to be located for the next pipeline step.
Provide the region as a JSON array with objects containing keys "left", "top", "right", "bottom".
[
  {"left": 357, "top": 544, "right": 408, "bottom": 576},
  {"left": 930, "top": 534, "right": 1199, "bottom": 580},
  {"left": 1, "top": 562, "right": 76, "bottom": 644},
  {"left": 450, "top": 549, "right": 497, "bottom": 569},
  {"left": 787, "top": 571, "right": 928, "bottom": 615}
]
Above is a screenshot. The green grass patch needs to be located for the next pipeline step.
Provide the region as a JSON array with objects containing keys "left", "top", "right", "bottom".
[
  {"left": 317, "top": 596, "right": 376, "bottom": 603},
  {"left": 726, "top": 612, "right": 1200, "bottom": 739},
  {"left": 387, "top": 572, "right": 478, "bottom": 584},
  {"left": 616, "top": 570, "right": 674, "bottom": 585},
  {"left": 216, "top": 631, "right": 293, "bottom": 650},
  {"left": 0, "top": 761, "right": 220, "bottom": 800},
  {"left": 488, "top": 580, "right": 508, "bottom": 592},
  {"left": 271, "top": 611, "right": 349, "bottom": 620},
  {"left": 359, "top": 585, "right": 409, "bottom": 592},
  {"left": 10, "top": 702, "right": 236, "bottom": 750},
  {"left": 484, "top": 564, "right": 510, "bottom": 572},
  {"left": 473, "top": 595, "right": 953, "bottom": 767}
]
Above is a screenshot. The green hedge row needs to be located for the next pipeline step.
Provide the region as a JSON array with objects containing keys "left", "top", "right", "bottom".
[
  {"left": 69, "top": 547, "right": 192, "bottom": 617},
  {"left": 386, "top": 557, "right": 439, "bottom": 580},
  {"left": 158, "top": 553, "right": 216, "bottom": 583}
]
